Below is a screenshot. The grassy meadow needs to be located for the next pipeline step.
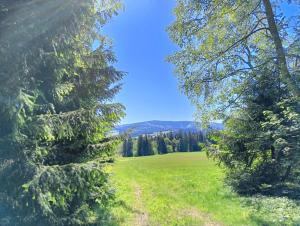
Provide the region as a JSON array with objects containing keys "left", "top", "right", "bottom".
[{"left": 110, "top": 152, "right": 300, "bottom": 226}]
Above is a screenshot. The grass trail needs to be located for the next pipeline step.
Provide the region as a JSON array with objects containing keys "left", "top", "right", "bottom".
[{"left": 111, "top": 152, "right": 300, "bottom": 226}]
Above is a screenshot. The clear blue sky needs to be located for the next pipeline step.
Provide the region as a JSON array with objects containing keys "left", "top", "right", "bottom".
[
  {"left": 104, "top": 1, "right": 299, "bottom": 125},
  {"left": 104, "top": 0, "right": 195, "bottom": 124}
]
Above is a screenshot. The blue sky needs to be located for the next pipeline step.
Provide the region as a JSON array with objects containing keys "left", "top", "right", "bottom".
[
  {"left": 104, "top": 0, "right": 195, "bottom": 124},
  {"left": 104, "top": 1, "right": 299, "bottom": 125}
]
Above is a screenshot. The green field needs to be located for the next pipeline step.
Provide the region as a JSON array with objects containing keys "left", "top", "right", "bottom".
[{"left": 111, "top": 152, "right": 300, "bottom": 226}]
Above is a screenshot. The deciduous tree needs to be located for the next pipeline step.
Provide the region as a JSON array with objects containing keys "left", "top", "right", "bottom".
[{"left": 168, "top": 0, "right": 300, "bottom": 122}]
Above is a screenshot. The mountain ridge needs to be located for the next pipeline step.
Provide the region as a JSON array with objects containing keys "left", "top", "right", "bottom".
[{"left": 115, "top": 120, "right": 223, "bottom": 137}]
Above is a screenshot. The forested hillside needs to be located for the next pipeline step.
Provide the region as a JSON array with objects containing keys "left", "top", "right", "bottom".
[{"left": 115, "top": 120, "right": 223, "bottom": 136}]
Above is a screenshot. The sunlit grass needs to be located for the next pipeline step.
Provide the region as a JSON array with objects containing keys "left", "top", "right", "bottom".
[{"left": 111, "top": 152, "right": 300, "bottom": 226}]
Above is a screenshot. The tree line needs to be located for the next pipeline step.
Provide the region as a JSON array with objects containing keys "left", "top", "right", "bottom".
[{"left": 122, "top": 131, "right": 205, "bottom": 157}]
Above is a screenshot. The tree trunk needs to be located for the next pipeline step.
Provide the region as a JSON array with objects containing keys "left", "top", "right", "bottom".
[
  {"left": 262, "top": 0, "right": 300, "bottom": 97},
  {"left": 282, "top": 165, "right": 292, "bottom": 182}
]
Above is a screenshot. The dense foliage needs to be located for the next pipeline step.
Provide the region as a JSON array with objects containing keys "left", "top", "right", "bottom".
[
  {"left": 168, "top": 0, "right": 300, "bottom": 122},
  {"left": 157, "top": 136, "right": 168, "bottom": 154},
  {"left": 137, "top": 135, "right": 154, "bottom": 156},
  {"left": 169, "top": 0, "right": 300, "bottom": 194},
  {"left": 207, "top": 73, "right": 300, "bottom": 195},
  {"left": 122, "top": 137, "right": 133, "bottom": 157},
  {"left": 0, "top": 0, "right": 124, "bottom": 225}
]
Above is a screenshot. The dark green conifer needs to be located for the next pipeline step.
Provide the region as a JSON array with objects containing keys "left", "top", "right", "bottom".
[
  {"left": 137, "top": 135, "right": 144, "bottom": 156},
  {"left": 0, "top": 1, "right": 123, "bottom": 225},
  {"left": 126, "top": 137, "right": 133, "bottom": 157},
  {"left": 157, "top": 136, "right": 168, "bottom": 154}
]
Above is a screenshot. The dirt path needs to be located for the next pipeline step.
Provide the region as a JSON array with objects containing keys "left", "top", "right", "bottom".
[{"left": 133, "top": 184, "right": 149, "bottom": 226}]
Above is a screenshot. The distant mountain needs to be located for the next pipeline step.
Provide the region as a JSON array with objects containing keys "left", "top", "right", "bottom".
[{"left": 114, "top": 120, "right": 223, "bottom": 137}]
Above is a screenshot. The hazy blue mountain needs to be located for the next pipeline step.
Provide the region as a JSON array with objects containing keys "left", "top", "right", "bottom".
[{"left": 114, "top": 120, "right": 223, "bottom": 137}]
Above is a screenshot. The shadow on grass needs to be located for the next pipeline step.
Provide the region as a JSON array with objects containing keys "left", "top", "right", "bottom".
[
  {"left": 239, "top": 183, "right": 300, "bottom": 226},
  {"left": 248, "top": 216, "right": 277, "bottom": 226},
  {"left": 100, "top": 200, "right": 143, "bottom": 226},
  {"left": 114, "top": 200, "right": 142, "bottom": 215},
  {"left": 259, "top": 183, "right": 300, "bottom": 201}
]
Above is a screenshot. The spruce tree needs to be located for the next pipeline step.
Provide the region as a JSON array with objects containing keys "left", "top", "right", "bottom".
[
  {"left": 122, "top": 139, "right": 128, "bottom": 157},
  {"left": 137, "top": 135, "right": 144, "bottom": 156},
  {"left": 143, "top": 136, "right": 148, "bottom": 155},
  {"left": 0, "top": 1, "right": 124, "bottom": 225},
  {"left": 157, "top": 136, "right": 168, "bottom": 154},
  {"left": 144, "top": 135, "right": 154, "bottom": 156},
  {"left": 177, "top": 131, "right": 184, "bottom": 152},
  {"left": 209, "top": 70, "right": 300, "bottom": 194},
  {"left": 177, "top": 132, "right": 188, "bottom": 152},
  {"left": 197, "top": 132, "right": 204, "bottom": 143},
  {"left": 126, "top": 137, "right": 133, "bottom": 157},
  {"left": 188, "top": 133, "right": 200, "bottom": 152},
  {"left": 188, "top": 132, "right": 193, "bottom": 151}
]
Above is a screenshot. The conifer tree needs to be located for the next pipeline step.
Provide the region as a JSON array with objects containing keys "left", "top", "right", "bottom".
[
  {"left": 122, "top": 137, "right": 133, "bottom": 157},
  {"left": 122, "top": 139, "right": 128, "bottom": 156},
  {"left": 0, "top": 0, "right": 123, "bottom": 225},
  {"left": 143, "top": 136, "right": 148, "bottom": 154},
  {"left": 157, "top": 136, "right": 168, "bottom": 154},
  {"left": 178, "top": 132, "right": 188, "bottom": 152},
  {"left": 137, "top": 135, "right": 144, "bottom": 156},
  {"left": 126, "top": 137, "right": 133, "bottom": 157},
  {"left": 168, "top": 132, "right": 174, "bottom": 140},
  {"left": 178, "top": 137, "right": 186, "bottom": 152},
  {"left": 208, "top": 70, "right": 300, "bottom": 194},
  {"left": 187, "top": 132, "right": 200, "bottom": 152},
  {"left": 136, "top": 135, "right": 154, "bottom": 156},
  {"left": 197, "top": 132, "right": 205, "bottom": 143},
  {"left": 188, "top": 132, "right": 193, "bottom": 151},
  {"left": 144, "top": 135, "right": 154, "bottom": 156}
]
